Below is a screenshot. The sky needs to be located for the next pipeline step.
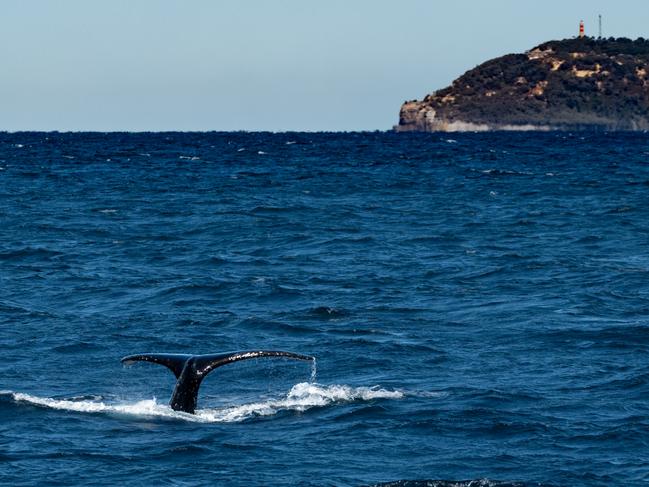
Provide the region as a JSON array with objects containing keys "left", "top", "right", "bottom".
[{"left": 1, "top": 0, "right": 648, "bottom": 132}]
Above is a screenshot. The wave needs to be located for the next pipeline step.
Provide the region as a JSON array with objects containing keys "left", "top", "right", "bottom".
[
  {"left": 0, "top": 247, "right": 63, "bottom": 262},
  {"left": 1, "top": 383, "right": 403, "bottom": 423},
  {"left": 52, "top": 341, "right": 106, "bottom": 353},
  {"left": 308, "top": 306, "right": 349, "bottom": 319}
]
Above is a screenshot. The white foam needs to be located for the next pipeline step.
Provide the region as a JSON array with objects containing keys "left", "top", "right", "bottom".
[
  {"left": 5, "top": 383, "right": 403, "bottom": 423},
  {"left": 196, "top": 383, "right": 402, "bottom": 422},
  {"left": 12, "top": 392, "right": 174, "bottom": 418}
]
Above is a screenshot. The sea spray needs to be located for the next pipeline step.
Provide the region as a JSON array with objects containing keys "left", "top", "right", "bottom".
[
  {"left": 310, "top": 357, "right": 317, "bottom": 383},
  {"left": 5, "top": 383, "right": 403, "bottom": 423}
]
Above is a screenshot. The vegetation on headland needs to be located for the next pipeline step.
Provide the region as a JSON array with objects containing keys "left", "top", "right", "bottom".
[{"left": 397, "top": 37, "right": 649, "bottom": 131}]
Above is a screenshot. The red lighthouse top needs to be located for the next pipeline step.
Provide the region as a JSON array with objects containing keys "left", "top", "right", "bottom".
[{"left": 579, "top": 20, "right": 585, "bottom": 38}]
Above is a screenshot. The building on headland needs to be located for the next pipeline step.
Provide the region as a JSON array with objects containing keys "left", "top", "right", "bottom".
[{"left": 579, "top": 20, "right": 585, "bottom": 38}]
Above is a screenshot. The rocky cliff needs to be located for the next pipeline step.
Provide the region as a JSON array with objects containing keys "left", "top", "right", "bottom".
[{"left": 396, "top": 37, "right": 649, "bottom": 132}]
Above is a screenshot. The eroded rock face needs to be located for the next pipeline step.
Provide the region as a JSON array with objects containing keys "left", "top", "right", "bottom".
[
  {"left": 398, "top": 102, "right": 495, "bottom": 132},
  {"left": 396, "top": 37, "right": 649, "bottom": 132}
]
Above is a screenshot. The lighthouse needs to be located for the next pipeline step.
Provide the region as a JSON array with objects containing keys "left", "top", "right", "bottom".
[{"left": 579, "top": 20, "right": 585, "bottom": 38}]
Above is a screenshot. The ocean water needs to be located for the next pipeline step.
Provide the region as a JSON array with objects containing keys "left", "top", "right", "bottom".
[{"left": 0, "top": 131, "right": 648, "bottom": 486}]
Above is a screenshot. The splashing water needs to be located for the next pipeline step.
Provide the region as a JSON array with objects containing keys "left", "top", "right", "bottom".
[
  {"left": 2, "top": 383, "right": 403, "bottom": 423},
  {"left": 310, "top": 357, "right": 317, "bottom": 383}
]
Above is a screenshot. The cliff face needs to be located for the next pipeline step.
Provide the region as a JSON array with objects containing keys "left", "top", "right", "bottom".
[{"left": 397, "top": 37, "right": 649, "bottom": 132}]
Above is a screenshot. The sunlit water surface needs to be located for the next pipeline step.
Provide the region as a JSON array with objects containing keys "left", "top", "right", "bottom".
[{"left": 1, "top": 132, "right": 648, "bottom": 486}]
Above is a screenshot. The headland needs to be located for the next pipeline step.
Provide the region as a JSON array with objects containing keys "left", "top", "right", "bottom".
[{"left": 396, "top": 37, "right": 649, "bottom": 132}]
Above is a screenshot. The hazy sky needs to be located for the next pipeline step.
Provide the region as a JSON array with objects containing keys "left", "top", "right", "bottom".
[{"left": 1, "top": 0, "right": 647, "bottom": 131}]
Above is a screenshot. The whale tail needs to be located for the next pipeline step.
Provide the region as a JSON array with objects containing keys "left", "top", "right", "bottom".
[{"left": 121, "top": 351, "right": 314, "bottom": 414}]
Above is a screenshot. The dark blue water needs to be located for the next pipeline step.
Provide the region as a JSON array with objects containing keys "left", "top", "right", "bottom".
[{"left": 1, "top": 131, "right": 648, "bottom": 486}]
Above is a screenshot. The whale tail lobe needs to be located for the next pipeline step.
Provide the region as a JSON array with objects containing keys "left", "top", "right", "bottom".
[{"left": 121, "top": 351, "right": 314, "bottom": 414}]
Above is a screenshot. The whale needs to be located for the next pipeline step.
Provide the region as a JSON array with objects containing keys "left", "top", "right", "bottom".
[{"left": 121, "top": 350, "right": 314, "bottom": 414}]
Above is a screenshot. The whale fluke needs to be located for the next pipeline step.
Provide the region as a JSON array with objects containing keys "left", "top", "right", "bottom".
[{"left": 121, "top": 350, "right": 315, "bottom": 414}]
